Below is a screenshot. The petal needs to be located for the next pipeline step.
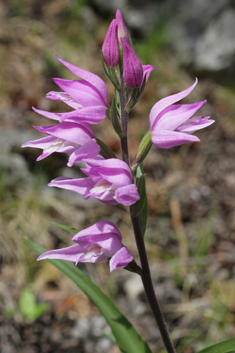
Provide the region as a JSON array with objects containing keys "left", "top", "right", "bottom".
[
  {"left": 84, "top": 186, "right": 116, "bottom": 204},
  {"left": 21, "top": 135, "right": 57, "bottom": 149},
  {"left": 34, "top": 122, "right": 94, "bottom": 145},
  {"left": 56, "top": 55, "right": 108, "bottom": 106},
  {"left": 109, "top": 246, "right": 133, "bottom": 272},
  {"left": 37, "top": 244, "right": 85, "bottom": 262},
  {"left": 84, "top": 158, "right": 132, "bottom": 182},
  {"left": 36, "top": 139, "right": 78, "bottom": 161},
  {"left": 115, "top": 184, "right": 140, "bottom": 206},
  {"left": 149, "top": 78, "right": 198, "bottom": 129},
  {"left": 143, "top": 65, "right": 155, "bottom": 83},
  {"left": 176, "top": 116, "right": 215, "bottom": 134},
  {"left": 48, "top": 176, "right": 95, "bottom": 195},
  {"left": 77, "top": 250, "right": 108, "bottom": 264},
  {"left": 32, "top": 107, "right": 62, "bottom": 121},
  {"left": 152, "top": 100, "right": 207, "bottom": 132},
  {"left": 89, "top": 233, "right": 122, "bottom": 255},
  {"left": 53, "top": 78, "right": 105, "bottom": 107},
  {"left": 60, "top": 106, "right": 107, "bottom": 124},
  {"left": 46, "top": 91, "right": 83, "bottom": 110},
  {"left": 151, "top": 130, "right": 200, "bottom": 149},
  {"left": 72, "top": 221, "right": 122, "bottom": 241},
  {"left": 67, "top": 139, "right": 100, "bottom": 167}
]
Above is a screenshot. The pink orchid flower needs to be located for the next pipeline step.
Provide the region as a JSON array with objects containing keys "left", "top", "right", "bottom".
[
  {"left": 48, "top": 158, "right": 140, "bottom": 206},
  {"left": 149, "top": 78, "right": 214, "bottom": 148},
  {"left": 42, "top": 55, "right": 108, "bottom": 124},
  {"left": 22, "top": 122, "right": 100, "bottom": 166},
  {"left": 37, "top": 221, "right": 133, "bottom": 272}
]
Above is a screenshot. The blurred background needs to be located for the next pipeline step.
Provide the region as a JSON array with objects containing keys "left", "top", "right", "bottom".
[{"left": 1, "top": 0, "right": 235, "bottom": 352}]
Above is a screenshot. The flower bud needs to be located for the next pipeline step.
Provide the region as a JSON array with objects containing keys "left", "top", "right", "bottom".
[
  {"left": 102, "top": 19, "right": 119, "bottom": 67},
  {"left": 121, "top": 38, "right": 143, "bottom": 89},
  {"left": 116, "top": 9, "right": 131, "bottom": 47}
]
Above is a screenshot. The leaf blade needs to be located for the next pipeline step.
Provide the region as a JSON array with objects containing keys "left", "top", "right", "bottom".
[{"left": 197, "top": 338, "right": 235, "bottom": 353}]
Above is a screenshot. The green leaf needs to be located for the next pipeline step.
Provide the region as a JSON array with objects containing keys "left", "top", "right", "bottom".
[
  {"left": 19, "top": 289, "right": 37, "bottom": 319},
  {"left": 197, "top": 338, "right": 235, "bottom": 353},
  {"left": 33, "top": 303, "right": 50, "bottom": 320},
  {"left": 26, "top": 238, "right": 153, "bottom": 353},
  {"left": 101, "top": 330, "right": 117, "bottom": 344},
  {"left": 131, "top": 131, "right": 152, "bottom": 171},
  {"left": 111, "top": 96, "right": 124, "bottom": 138},
  {"left": 19, "top": 289, "right": 50, "bottom": 321},
  {"left": 49, "top": 222, "right": 79, "bottom": 234},
  {"left": 96, "top": 138, "right": 117, "bottom": 159},
  {"left": 125, "top": 74, "right": 147, "bottom": 113}
]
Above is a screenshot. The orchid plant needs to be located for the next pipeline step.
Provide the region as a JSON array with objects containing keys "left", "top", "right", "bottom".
[{"left": 23, "top": 9, "right": 235, "bottom": 353}]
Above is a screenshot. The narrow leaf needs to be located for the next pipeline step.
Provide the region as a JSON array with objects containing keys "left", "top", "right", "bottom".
[
  {"left": 50, "top": 222, "right": 78, "bottom": 234},
  {"left": 26, "top": 238, "right": 153, "bottom": 353},
  {"left": 197, "top": 338, "right": 235, "bottom": 353},
  {"left": 111, "top": 96, "right": 124, "bottom": 138},
  {"left": 96, "top": 138, "right": 117, "bottom": 159}
]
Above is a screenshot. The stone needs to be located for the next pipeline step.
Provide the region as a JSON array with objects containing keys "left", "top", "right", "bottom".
[{"left": 194, "top": 9, "right": 235, "bottom": 71}]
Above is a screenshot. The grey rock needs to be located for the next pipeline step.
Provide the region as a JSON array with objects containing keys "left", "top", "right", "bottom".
[
  {"left": 70, "top": 317, "right": 90, "bottom": 339},
  {"left": 96, "top": 337, "right": 113, "bottom": 352},
  {"left": 194, "top": 9, "right": 235, "bottom": 71},
  {"left": 0, "top": 129, "right": 39, "bottom": 187},
  {"left": 124, "top": 274, "right": 144, "bottom": 299},
  {"left": 90, "top": 315, "right": 107, "bottom": 337}
]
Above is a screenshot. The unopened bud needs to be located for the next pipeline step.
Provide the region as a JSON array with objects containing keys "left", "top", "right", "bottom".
[
  {"left": 121, "top": 38, "right": 143, "bottom": 89},
  {"left": 102, "top": 19, "right": 119, "bottom": 67},
  {"left": 116, "top": 9, "right": 131, "bottom": 47}
]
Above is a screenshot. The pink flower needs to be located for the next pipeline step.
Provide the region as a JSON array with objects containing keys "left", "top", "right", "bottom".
[
  {"left": 48, "top": 158, "right": 140, "bottom": 206},
  {"left": 22, "top": 122, "right": 100, "bottom": 166},
  {"left": 121, "top": 38, "right": 143, "bottom": 89},
  {"left": 102, "top": 19, "right": 120, "bottom": 67},
  {"left": 37, "top": 221, "right": 133, "bottom": 272},
  {"left": 149, "top": 79, "right": 215, "bottom": 148},
  {"left": 44, "top": 56, "right": 108, "bottom": 124}
]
